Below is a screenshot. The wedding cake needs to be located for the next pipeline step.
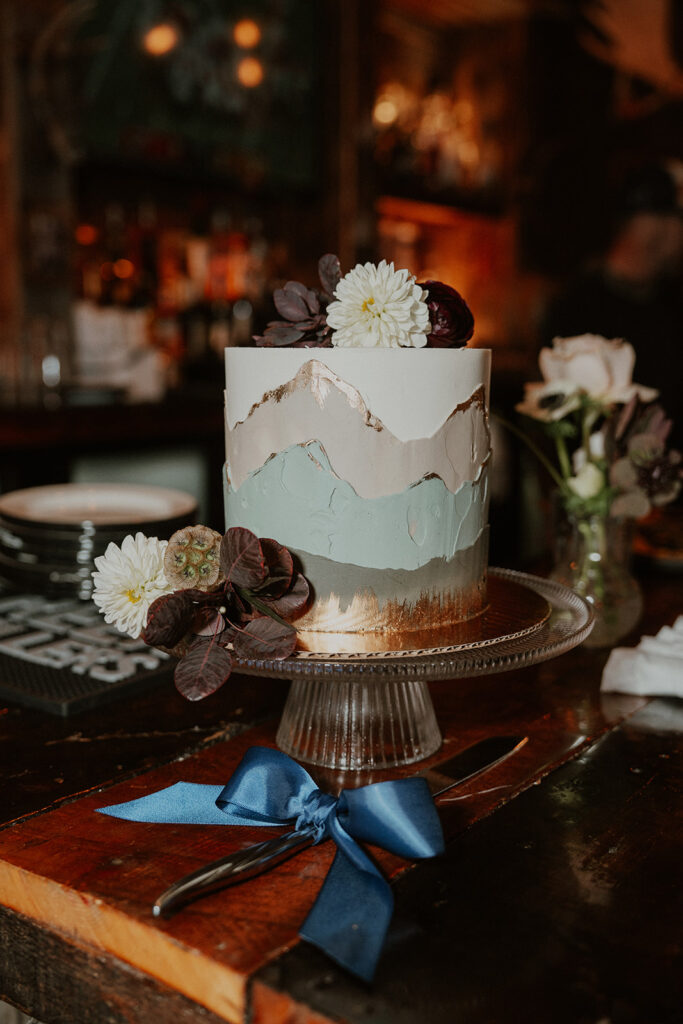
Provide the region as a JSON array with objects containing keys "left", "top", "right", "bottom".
[{"left": 223, "top": 260, "right": 491, "bottom": 653}]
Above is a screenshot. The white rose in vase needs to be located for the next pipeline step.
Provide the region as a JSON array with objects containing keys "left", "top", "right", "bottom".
[{"left": 539, "top": 335, "right": 658, "bottom": 407}]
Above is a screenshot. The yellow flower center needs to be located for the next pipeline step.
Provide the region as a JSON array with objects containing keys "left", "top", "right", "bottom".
[
  {"left": 361, "top": 296, "right": 376, "bottom": 314},
  {"left": 126, "top": 588, "right": 142, "bottom": 604}
]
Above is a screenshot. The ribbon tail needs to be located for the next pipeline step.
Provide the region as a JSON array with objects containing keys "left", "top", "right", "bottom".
[
  {"left": 97, "top": 782, "right": 232, "bottom": 824},
  {"left": 96, "top": 782, "right": 260, "bottom": 826},
  {"left": 97, "top": 749, "right": 321, "bottom": 827},
  {"left": 299, "top": 839, "right": 393, "bottom": 983}
]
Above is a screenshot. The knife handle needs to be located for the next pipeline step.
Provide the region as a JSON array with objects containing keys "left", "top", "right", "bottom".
[{"left": 153, "top": 825, "right": 316, "bottom": 918}]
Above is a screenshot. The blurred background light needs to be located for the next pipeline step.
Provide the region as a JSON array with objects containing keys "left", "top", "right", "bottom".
[
  {"left": 373, "top": 98, "right": 399, "bottom": 126},
  {"left": 142, "top": 22, "right": 180, "bottom": 57},
  {"left": 237, "top": 56, "right": 264, "bottom": 88},
  {"left": 233, "top": 18, "right": 262, "bottom": 49},
  {"left": 113, "top": 258, "right": 135, "bottom": 279},
  {"left": 75, "top": 224, "right": 98, "bottom": 246}
]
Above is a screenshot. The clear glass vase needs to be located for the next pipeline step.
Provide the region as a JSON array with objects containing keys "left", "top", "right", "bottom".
[{"left": 550, "top": 504, "right": 643, "bottom": 648}]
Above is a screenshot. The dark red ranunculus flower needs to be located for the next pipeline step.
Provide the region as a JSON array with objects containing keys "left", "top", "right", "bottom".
[{"left": 419, "top": 280, "right": 474, "bottom": 347}]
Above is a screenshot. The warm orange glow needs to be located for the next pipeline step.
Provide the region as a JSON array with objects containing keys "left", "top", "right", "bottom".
[
  {"left": 237, "top": 56, "right": 264, "bottom": 87},
  {"left": 143, "top": 23, "right": 180, "bottom": 57},
  {"left": 233, "top": 18, "right": 261, "bottom": 49},
  {"left": 373, "top": 98, "right": 399, "bottom": 126},
  {"left": 113, "top": 258, "right": 135, "bottom": 279},
  {"left": 99, "top": 262, "right": 114, "bottom": 281},
  {"left": 75, "top": 224, "right": 98, "bottom": 246}
]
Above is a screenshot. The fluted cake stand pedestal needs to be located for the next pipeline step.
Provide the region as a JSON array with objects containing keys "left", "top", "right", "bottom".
[{"left": 232, "top": 569, "right": 594, "bottom": 771}]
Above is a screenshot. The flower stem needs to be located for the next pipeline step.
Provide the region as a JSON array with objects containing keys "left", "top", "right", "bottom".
[
  {"left": 494, "top": 413, "right": 568, "bottom": 491},
  {"left": 554, "top": 434, "right": 572, "bottom": 481}
]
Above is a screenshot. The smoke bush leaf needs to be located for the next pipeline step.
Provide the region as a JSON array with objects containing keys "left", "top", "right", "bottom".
[
  {"left": 231, "top": 617, "right": 297, "bottom": 660},
  {"left": 318, "top": 254, "right": 342, "bottom": 298},
  {"left": 142, "top": 591, "right": 195, "bottom": 648},
  {"left": 261, "top": 573, "right": 310, "bottom": 618},
  {"left": 220, "top": 528, "right": 267, "bottom": 588},
  {"left": 258, "top": 537, "right": 294, "bottom": 597},
  {"left": 174, "top": 639, "right": 233, "bottom": 701}
]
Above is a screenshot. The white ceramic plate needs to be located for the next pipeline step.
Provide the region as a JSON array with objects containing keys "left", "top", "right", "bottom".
[{"left": 0, "top": 484, "right": 197, "bottom": 528}]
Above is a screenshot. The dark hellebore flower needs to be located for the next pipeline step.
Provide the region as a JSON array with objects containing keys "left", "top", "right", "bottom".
[{"left": 418, "top": 280, "right": 475, "bottom": 347}]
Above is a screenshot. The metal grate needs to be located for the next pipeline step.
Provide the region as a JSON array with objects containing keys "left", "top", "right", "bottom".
[{"left": 0, "top": 593, "right": 172, "bottom": 716}]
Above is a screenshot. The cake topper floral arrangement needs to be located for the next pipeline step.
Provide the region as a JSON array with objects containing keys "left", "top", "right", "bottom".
[
  {"left": 92, "top": 526, "right": 309, "bottom": 701},
  {"left": 92, "top": 257, "right": 476, "bottom": 697},
  {"left": 514, "top": 334, "right": 681, "bottom": 518},
  {"left": 255, "top": 254, "right": 474, "bottom": 349}
]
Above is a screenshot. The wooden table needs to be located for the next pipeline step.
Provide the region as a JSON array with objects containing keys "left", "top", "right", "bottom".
[{"left": 0, "top": 569, "right": 681, "bottom": 1024}]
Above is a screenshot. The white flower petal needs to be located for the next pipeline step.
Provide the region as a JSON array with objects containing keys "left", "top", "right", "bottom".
[
  {"left": 567, "top": 462, "right": 605, "bottom": 499},
  {"left": 588, "top": 431, "right": 605, "bottom": 458},
  {"left": 515, "top": 380, "right": 581, "bottom": 422},
  {"left": 328, "top": 261, "right": 429, "bottom": 348},
  {"left": 91, "top": 533, "right": 170, "bottom": 638}
]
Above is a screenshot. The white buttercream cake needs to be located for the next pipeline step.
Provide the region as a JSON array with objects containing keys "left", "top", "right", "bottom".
[{"left": 223, "top": 346, "right": 491, "bottom": 652}]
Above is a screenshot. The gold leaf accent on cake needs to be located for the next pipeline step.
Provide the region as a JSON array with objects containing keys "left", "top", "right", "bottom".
[
  {"left": 289, "top": 575, "right": 551, "bottom": 657},
  {"left": 241, "top": 360, "right": 383, "bottom": 430},
  {"left": 292, "top": 581, "right": 488, "bottom": 654},
  {"left": 293, "top": 579, "right": 486, "bottom": 634}
]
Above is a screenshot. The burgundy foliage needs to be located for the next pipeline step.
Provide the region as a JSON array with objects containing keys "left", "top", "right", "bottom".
[
  {"left": 258, "top": 538, "right": 294, "bottom": 596},
  {"left": 142, "top": 527, "right": 309, "bottom": 702},
  {"left": 174, "top": 639, "right": 233, "bottom": 701},
  {"left": 231, "top": 616, "right": 298, "bottom": 660},
  {"left": 254, "top": 255, "right": 474, "bottom": 349},
  {"left": 262, "top": 572, "right": 310, "bottom": 618},
  {"left": 220, "top": 528, "right": 268, "bottom": 588},
  {"left": 254, "top": 254, "right": 341, "bottom": 348},
  {"left": 142, "top": 591, "right": 196, "bottom": 648}
]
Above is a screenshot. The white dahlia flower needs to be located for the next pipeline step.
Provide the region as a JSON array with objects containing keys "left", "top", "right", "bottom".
[
  {"left": 326, "top": 260, "right": 430, "bottom": 348},
  {"left": 92, "top": 532, "right": 170, "bottom": 639}
]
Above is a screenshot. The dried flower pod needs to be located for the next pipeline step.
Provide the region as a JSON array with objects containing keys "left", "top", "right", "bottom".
[{"left": 164, "top": 525, "right": 224, "bottom": 590}]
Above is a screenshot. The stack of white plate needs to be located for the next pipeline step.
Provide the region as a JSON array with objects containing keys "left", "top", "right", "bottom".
[{"left": 0, "top": 483, "right": 198, "bottom": 600}]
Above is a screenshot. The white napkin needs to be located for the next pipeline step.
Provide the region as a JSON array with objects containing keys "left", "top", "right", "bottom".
[{"left": 601, "top": 616, "right": 683, "bottom": 697}]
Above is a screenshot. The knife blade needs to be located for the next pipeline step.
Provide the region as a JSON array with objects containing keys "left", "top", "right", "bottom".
[{"left": 152, "top": 734, "right": 527, "bottom": 919}]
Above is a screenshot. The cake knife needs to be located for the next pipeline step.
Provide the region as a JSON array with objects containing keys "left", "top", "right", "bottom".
[{"left": 153, "top": 734, "right": 527, "bottom": 919}]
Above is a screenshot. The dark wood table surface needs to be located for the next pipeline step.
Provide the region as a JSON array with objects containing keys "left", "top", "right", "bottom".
[{"left": 0, "top": 568, "right": 681, "bottom": 1024}]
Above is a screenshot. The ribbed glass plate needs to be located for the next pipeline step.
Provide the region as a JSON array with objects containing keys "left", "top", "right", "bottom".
[
  {"left": 234, "top": 569, "right": 594, "bottom": 680},
  {"left": 233, "top": 570, "right": 594, "bottom": 771}
]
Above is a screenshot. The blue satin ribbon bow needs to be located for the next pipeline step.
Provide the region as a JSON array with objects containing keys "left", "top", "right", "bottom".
[{"left": 98, "top": 746, "right": 445, "bottom": 982}]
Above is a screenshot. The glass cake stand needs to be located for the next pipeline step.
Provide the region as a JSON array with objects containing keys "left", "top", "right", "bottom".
[{"left": 232, "top": 569, "right": 594, "bottom": 771}]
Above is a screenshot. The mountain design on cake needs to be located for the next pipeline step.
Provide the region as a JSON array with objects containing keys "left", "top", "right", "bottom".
[
  {"left": 224, "top": 347, "right": 491, "bottom": 652},
  {"left": 226, "top": 359, "right": 490, "bottom": 498},
  {"left": 225, "top": 437, "right": 488, "bottom": 568}
]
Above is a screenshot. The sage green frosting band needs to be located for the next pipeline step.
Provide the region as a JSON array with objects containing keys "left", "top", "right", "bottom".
[{"left": 224, "top": 441, "right": 489, "bottom": 571}]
